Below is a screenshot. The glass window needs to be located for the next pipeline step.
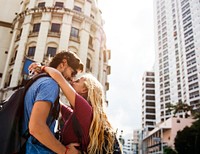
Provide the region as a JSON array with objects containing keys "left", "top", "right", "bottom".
[
  {"left": 74, "top": 6, "right": 82, "bottom": 12},
  {"left": 86, "top": 58, "right": 91, "bottom": 72},
  {"left": 51, "top": 23, "right": 60, "bottom": 32},
  {"left": 70, "top": 27, "right": 79, "bottom": 38},
  {"left": 28, "top": 47, "right": 36, "bottom": 57},
  {"left": 38, "top": 2, "right": 45, "bottom": 7},
  {"left": 33, "top": 23, "right": 40, "bottom": 32},
  {"left": 89, "top": 35, "right": 93, "bottom": 46},
  {"left": 55, "top": 2, "right": 64, "bottom": 7},
  {"left": 47, "top": 47, "right": 57, "bottom": 57}
]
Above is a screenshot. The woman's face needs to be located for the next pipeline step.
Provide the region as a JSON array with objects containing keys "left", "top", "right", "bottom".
[{"left": 71, "top": 77, "right": 87, "bottom": 94}]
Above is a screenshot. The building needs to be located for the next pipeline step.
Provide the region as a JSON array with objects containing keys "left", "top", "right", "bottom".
[
  {"left": 142, "top": 71, "right": 156, "bottom": 134},
  {"left": 142, "top": 117, "right": 195, "bottom": 154},
  {"left": 133, "top": 129, "right": 140, "bottom": 154},
  {"left": 154, "top": 0, "right": 200, "bottom": 122},
  {"left": 0, "top": 0, "right": 21, "bottom": 86},
  {"left": 0, "top": 0, "right": 110, "bottom": 101},
  {"left": 123, "top": 138, "right": 134, "bottom": 154}
]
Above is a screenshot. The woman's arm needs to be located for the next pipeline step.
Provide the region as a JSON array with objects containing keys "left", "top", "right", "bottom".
[
  {"left": 29, "top": 63, "right": 76, "bottom": 108},
  {"left": 36, "top": 66, "right": 76, "bottom": 108}
]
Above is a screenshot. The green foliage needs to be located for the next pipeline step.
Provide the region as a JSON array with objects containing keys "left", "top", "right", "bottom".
[
  {"left": 174, "top": 118, "right": 200, "bottom": 154},
  {"left": 163, "top": 146, "right": 177, "bottom": 154}
]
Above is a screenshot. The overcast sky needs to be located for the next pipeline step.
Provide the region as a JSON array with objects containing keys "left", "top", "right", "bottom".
[{"left": 98, "top": 0, "right": 155, "bottom": 138}]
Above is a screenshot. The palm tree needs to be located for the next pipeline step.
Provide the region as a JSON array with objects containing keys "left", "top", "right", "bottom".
[{"left": 166, "top": 101, "right": 193, "bottom": 118}]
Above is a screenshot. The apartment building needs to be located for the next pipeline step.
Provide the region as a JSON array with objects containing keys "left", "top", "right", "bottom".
[
  {"left": 142, "top": 71, "right": 156, "bottom": 134},
  {"left": 154, "top": 0, "right": 200, "bottom": 122},
  {"left": 0, "top": 0, "right": 110, "bottom": 101}
]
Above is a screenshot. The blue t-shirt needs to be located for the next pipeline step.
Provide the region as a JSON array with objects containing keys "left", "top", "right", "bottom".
[{"left": 22, "top": 77, "right": 59, "bottom": 154}]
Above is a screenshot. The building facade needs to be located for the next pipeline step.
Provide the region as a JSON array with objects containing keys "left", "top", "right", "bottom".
[
  {"left": 142, "top": 117, "right": 195, "bottom": 154},
  {"left": 142, "top": 71, "right": 156, "bottom": 134},
  {"left": 154, "top": 0, "right": 200, "bottom": 122},
  {"left": 0, "top": 0, "right": 21, "bottom": 86},
  {"left": 0, "top": 0, "right": 110, "bottom": 101}
]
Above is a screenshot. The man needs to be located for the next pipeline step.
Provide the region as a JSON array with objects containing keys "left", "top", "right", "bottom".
[{"left": 22, "top": 50, "right": 84, "bottom": 154}]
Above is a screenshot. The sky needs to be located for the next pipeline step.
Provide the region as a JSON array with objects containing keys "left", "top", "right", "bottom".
[{"left": 98, "top": 0, "right": 155, "bottom": 139}]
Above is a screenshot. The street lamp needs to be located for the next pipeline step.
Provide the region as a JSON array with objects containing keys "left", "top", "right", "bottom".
[{"left": 119, "top": 130, "right": 125, "bottom": 146}]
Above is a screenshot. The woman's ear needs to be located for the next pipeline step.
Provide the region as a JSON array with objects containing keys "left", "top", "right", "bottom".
[
  {"left": 80, "top": 88, "right": 88, "bottom": 100},
  {"left": 81, "top": 87, "right": 88, "bottom": 94}
]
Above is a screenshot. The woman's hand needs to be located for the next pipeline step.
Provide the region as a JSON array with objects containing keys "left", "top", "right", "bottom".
[
  {"left": 65, "top": 143, "right": 80, "bottom": 154},
  {"left": 28, "top": 63, "right": 45, "bottom": 75}
]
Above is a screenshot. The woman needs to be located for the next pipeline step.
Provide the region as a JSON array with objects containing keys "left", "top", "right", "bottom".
[{"left": 29, "top": 64, "right": 122, "bottom": 154}]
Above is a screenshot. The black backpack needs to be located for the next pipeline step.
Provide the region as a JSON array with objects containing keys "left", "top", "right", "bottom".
[
  {"left": 0, "top": 73, "right": 59, "bottom": 154},
  {"left": 70, "top": 114, "right": 123, "bottom": 154}
]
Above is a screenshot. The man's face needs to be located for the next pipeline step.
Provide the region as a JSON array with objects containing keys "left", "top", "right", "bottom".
[{"left": 61, "top": 60, "right": 78, "bottom": 81}]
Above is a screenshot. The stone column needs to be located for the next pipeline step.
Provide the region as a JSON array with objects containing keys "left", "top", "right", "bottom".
[
  {"left": 34, "top": 13, "right": 51, "bottom": 62},
  {"left": 66, "top": 0, "right": 74, "bottom": 9},
  {"left": 10, "top": 15, "right": 32, "bottom": 86},
  {"left": 92, "top": 29, "right": 101, "bottom": 77},
  {"left": 78, "top": 20, "right": 91, "bottom": 69},
  {"left": 84, "top": 0, "right": 92, "bottom": 16},
  {"left": 59, "top": 14, "right": 73, "bottom": 51}
]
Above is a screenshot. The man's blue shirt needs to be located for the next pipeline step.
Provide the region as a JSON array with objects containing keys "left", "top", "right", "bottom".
[{"left": 22, "top": 77, "right": 59, "bottom": 153}]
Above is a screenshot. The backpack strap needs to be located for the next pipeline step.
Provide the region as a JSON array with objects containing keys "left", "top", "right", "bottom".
[
  {"left": 22, "top": 73, "right": 60, "bottom": 140},
  {"left": 71, "top": 114, "right": 85, "bottom": 154}
]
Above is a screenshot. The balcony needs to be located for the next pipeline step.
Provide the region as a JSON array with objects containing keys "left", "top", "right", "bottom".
[{"left": 48, "top": 31, "right": 61, "bottom": 38}]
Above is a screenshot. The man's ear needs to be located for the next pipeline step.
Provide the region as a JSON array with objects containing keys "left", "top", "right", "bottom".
[{"left": 58, "top": 59, "right": 67, "bottom": 70}]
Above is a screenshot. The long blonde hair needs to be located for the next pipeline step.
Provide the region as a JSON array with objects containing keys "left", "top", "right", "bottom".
[{"left": 82, "top": 74, "right": 115, "bottom": 154}]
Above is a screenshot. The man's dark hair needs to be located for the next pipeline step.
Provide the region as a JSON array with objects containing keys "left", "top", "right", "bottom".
[{"left": 49, "top": 50, "right": 83, "bottom": 71}]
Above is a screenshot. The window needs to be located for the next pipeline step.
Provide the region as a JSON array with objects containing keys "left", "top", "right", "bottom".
[
  {"left": 89, "top": 35, "right": 93, "bottom": 47},
  {"left": 38, "top": 2, "right": 45, "bottom": 7},
  {"left": 185, "top": 43, "right": 194, "bottom": 52},
  {"left": 55, "top": 2, "right": 64, "bottom": 7},
  {"left": 189, "top": 82, "right": 199, "bottom": 90},
  {"left": 70, "top": 27, "right": 79, "bottom": 38},
  {"left": 189, "top": 91, "right": 199, "bottom": 99},
  {"left": 33, "top": 23, "right": 40, "bottom": 32},
  {"left": 51, "top": 23, "right": 60, "bottom": 32},
  {"left": 86, "top": 58, "right": 91, "bottom": 72},
  {"left": 27, "top": 47, "right": 36, "bottom": 57},
  {"left": 188, "top": 74, "right": 198, "bottom": 82},
  {"left": 73, "top": 6, "right": 82, "bottom": 12},
  {"left": 47, "top": 47, "right": 57, "bottom": 57},
  {"left": 186, "top": 50, "right": 195, "bottom": 59}
]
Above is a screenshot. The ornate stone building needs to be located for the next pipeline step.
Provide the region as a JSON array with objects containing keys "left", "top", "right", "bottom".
[{"left": 0, "top": 0, "right": 110, "bottom": 101}]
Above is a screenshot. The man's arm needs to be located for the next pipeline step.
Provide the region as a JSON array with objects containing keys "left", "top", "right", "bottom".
[{"left": 29, "top": 101, "right": 79, "bottom": 154}]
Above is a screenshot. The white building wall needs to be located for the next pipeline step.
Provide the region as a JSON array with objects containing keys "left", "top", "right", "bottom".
[
  {"left": 154, "top": 0, "right": 200, "bottom": 123},
  {"left": 0, "top": 0, "right": 110, "bottom": 102},
  {"left": 0, "top": 0, "right": 21, "bottom": 83}
]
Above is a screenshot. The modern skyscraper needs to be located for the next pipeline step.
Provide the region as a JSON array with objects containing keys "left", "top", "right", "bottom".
[
  {"left": 0, "top": 0, "right": 110, "bottom": 101},
  {"left": 154, "top": 0, "right": 200, "bottom": 122}
]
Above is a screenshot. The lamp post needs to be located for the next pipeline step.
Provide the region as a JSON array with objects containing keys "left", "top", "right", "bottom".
[{"left": 119, "top": 130, "right": 125, "bottom": 146}]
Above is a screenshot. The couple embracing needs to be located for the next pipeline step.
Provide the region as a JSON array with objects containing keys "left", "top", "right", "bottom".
[{"left": 23, "top": 50, "right": 122, "bottom": 154}]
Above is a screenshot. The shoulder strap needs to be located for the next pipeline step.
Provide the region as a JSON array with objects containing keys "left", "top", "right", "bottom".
[
  {"left": 22, "top": 73, "right": 60, "bottom": 139},
  {"left": 71, "top": 114, "right": 85, "bottom": 154},
  {"left": 24, "top": 73, "right": 50, "bottom": 90}
]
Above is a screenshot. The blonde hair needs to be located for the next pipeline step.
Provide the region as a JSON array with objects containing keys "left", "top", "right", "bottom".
[{"left": 82, "top": 74, "right": 115, "bottom": 154}]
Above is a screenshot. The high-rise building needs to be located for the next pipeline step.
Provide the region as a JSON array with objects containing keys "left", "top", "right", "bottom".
[
  {"left": 0, "top": 0, "right": 110, "bottom": 101},
  {"left": 142, "top": 71, "right": 156, "bottom": 133},
  {"left": 154, "top": 0, "right": 200, "bottom": 122}
]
